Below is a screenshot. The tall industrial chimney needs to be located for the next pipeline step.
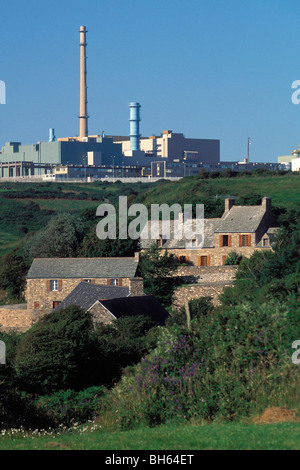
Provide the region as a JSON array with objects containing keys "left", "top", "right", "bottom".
[
  {"left": 79, "top": 26, "right": 88, "bottom": 140},
  {"left": 129, "top": 102, "right": 141, "bottom": 151}
]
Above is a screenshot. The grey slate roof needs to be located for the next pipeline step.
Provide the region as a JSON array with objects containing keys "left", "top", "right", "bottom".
[
  {"left": 100, "top": 295, "right": 169, "bottom": 326},
  {"left": 27, "top": 257, "right": 138, "bottom": 279},
  {"left": 214, "top": 205, "right": 265, "bottom": 233},
  {"left": 140, "top": 218, "right": 219, "bottom": 249},
  {"left": 54, "top": 281, "right": 130, "bottom": 312}
]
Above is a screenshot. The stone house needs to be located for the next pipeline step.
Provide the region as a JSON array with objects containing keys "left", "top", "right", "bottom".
[
  {"left": 140, "top": 197, "right": 279, "bottom": 266},
  {"left": 54, "top": 282, "right": 169, "bottom": 326},
  {"left": 25, "top": 254, "right": 143, "bottom": 322}
]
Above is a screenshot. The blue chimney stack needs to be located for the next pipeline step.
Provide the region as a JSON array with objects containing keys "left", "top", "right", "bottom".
[{"left": 129, "top": 102, "right": 141, "bottom": 151}]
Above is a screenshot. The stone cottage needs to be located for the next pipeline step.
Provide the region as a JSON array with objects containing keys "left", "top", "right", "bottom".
[
  {"left": 140, "top": 197, "right": 279, "bottom": 266},
  {"left": 25, "top": 254, "right": 143, "bottom": 322}
]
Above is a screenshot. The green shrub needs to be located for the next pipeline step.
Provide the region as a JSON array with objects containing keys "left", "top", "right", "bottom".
[
  {"left": 35, "top": 386, "right": 107, "bottom": 426},
  {"left": 101, "top": 298, "right": 293, "bottom": 429},
  {"left": 14, "top": 306, "right": 95, "bottom": 394},
  {"left": 224, "top": 251, "right": 243, "bottom": 265}
]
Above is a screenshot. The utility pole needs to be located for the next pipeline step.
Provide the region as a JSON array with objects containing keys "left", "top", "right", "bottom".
[{"left": 247, "top": 137, "right": 251, "bottom": 162}]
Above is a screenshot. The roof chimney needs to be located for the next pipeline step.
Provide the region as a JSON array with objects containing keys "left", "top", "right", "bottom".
[
  {"left": 225, "top": 198, "right": 235, "bottom": 212},
  {"left": 128, "top": 277, "right": 144, "bottom": 296},
  {"left": 261, "top": 197, "right": 272, "bottom": 212}
]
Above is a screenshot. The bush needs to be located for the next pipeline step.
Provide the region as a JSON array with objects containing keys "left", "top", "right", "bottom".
[
  {"left": 14, "top": 306, "right": 95, "bottom": 394},
  {"left": 224, "top": 251, "right": 243, "bottom": 265},
  {"left": 35, "top": 386, "right": 107, "bottom": 426},
  {"left": 167, "top": 297, "right": 215, "bottom": 328},
  {"left": 101, "top": 297, "right": 293, "bottom": 429}
]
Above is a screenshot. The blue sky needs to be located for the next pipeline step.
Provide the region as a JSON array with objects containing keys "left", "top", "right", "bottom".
[{"left": 1, "top": 0, "right": 300, "bottom": 162}]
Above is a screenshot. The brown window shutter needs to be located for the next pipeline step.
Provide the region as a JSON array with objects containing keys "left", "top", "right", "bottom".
[
  {"left": 118, "top": 278, "right": 123, "bottom": 286},
  {"left": 207, "top": 256, "right": 211, "bottom": 266},
  {"left": 197, "top": 256, "right": 200, "bottom": 267},
  {"left": 219, "top": 235, "right": 223, "bottom": 247},
  {"left": 46, "top": 280, "right": 51, "bottom": 291},
  {"left": 185, "top": 256, "right": 189, "bottom": 263},
  {"left": 248, "top": 235, "right": 251, "bottom": 246},
  {"left": 91, "top": 279, "right": 95, "bottom": 285},
  {"left": 228, "top": 235, "right": 232, "bottom": 247},
  {"left": 107, "top": 278, "right": 111, "bottom": 286},
  {"left": 58, "top": 280, "right": 62, "bottom": 292},
  {"left": 239, "top": 235, "right": 242, "bottom": 247}
]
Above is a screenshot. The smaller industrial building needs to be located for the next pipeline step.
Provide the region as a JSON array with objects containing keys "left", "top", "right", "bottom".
[{"left": 278, "top": 145, "right": 300, "bottom": 171}]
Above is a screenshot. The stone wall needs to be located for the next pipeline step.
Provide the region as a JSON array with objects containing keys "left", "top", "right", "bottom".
[
  {"left": 89, "top": 302, "right": 114, "bottom": 326},
  {"left": 175, "top": 265, "right": 238, "bottom": 283},
  {"left": 172, "top": 282, "right": 234, "bottom": 310},
  {"left": 172, "top": 265, "right": 237, "bottom": 310},
  {"left": 0, "top": 304, "right": 32, "bottom": 332},
  {"left": 167, "top": 244, "right": 267, "bottom": 267}
]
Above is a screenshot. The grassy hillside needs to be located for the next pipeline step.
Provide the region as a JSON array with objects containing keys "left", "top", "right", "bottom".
[
  {"left": 0, "top": 172, "right": 298, "bottom": 255},
  {"left": 135, "top": 172, "right": 300, "bottom": 210}
]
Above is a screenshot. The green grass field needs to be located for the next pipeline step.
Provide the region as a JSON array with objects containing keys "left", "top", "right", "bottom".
[
  {"left": 1, "top": 421, "right": 300, "bottom": 450},
  {"left": 137, "top": 173, "right": 300, "bottom": 210}
]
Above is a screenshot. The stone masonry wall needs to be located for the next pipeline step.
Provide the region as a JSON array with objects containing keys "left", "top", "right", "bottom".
[
  {"left": 89, "top": 302, "right": 114, "bottom": 326},
  {"left": 167, "top": 243, "right": 267, "bottom": 267},
  {"left": 172, "top": 265, "right": 237, "bottom": 310},
  {"left": 174, "top": 265, "right": 238, "bottom": 283},
  {"left": 172, "top": 282, "right": 234, "bottom": 310},
  {"left": 0, "top": 305, "right": 32, "bottom": 332}
]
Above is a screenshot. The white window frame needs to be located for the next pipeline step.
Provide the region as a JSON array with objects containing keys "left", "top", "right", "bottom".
[{"left": 50, "top": 280, "right": 58, "bottom": 291}]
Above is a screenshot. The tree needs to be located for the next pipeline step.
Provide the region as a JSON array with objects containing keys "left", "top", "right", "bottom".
[
  {"left": 91, "top": 315, "right": 158, "bottom": 385},
  {"left": 137, "top": 245, "right": 179, "bottom": 307},
  {"left": 79, "top": 226, "right": 140, "bottom": 257},
  {"left": 25, "top": 212, "right": 85, "bottom": 259},
  {"left": 0, "top": 249, "right": 29, "bottom": 299},
  {"left": 14, "top": 306, "right": 94, "bottom": 394}
]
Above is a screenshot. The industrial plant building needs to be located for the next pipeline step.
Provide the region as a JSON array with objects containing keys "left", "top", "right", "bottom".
[{"left": 0, "top": 25, "right": 284, "bottom": 180}]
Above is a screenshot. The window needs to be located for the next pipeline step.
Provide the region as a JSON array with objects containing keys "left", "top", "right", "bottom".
[
  {"left": 239, "top": 235, "right": 251, "bottom": 247},
  {"left": 198, "top": 255, "right": 210, "bottom": 266},
  {"left": 53, "top": 301, "right": 61, "bottom": 309},
  {"left": 177, "top": 255, "right": 189, "bottom": 264},
  {"left": 83, "top": 279, "right": 92, "bottom": 283},
  {"left": 263, "top": 238, "right": 269, "bottom": 246},
  {"left": 219, "top": 235, "right": 231, "bottom": 247},
  {"left": 50, "top": 280, "right": 58, "bottom": 291},
  {"left": 108, "top": 278, "right": 120, "bottom": 286},
  {"left": 34, "top": 301, "right": 39, "bottom": 309}
]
